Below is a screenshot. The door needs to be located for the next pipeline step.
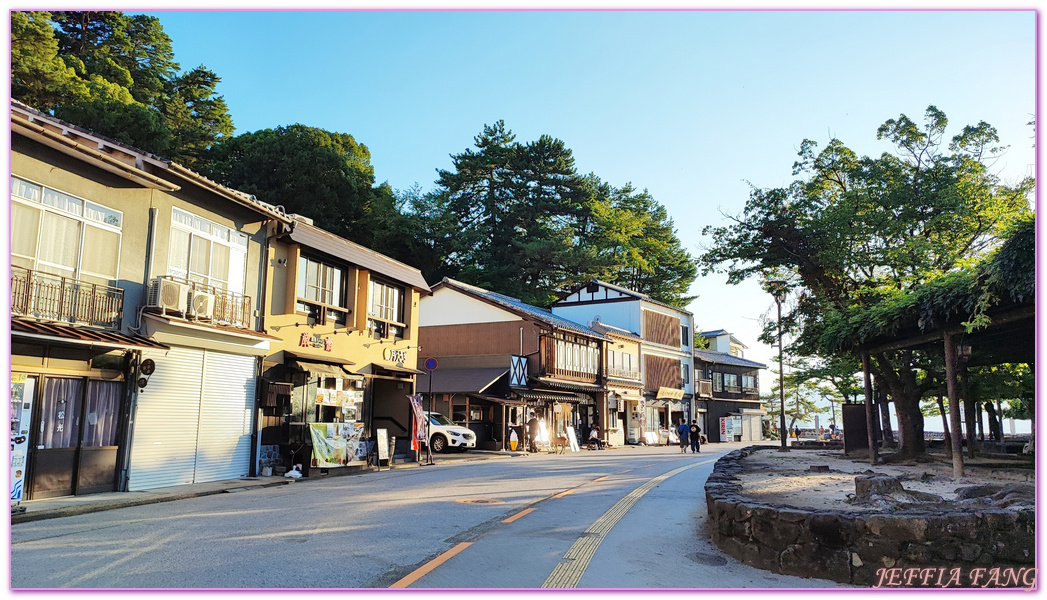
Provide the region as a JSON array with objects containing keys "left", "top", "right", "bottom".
[
  {"left": 31, "top": 377, "right": 83, "bottom": 499},
  {"left": 76, "top": 381, "right": 123, "bottom": 495}
]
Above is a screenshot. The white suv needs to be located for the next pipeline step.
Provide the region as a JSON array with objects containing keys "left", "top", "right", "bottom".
[{"left": 424, "top": 411, "right": 476, "bottom": 452}]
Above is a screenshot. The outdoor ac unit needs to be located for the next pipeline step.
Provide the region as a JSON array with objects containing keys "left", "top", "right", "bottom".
[
  {"left": 188, "top": 291, "right": 216, "bottom": 320},
  {"left": 147, "top": 278, "right": 189, "bottom": 314}
]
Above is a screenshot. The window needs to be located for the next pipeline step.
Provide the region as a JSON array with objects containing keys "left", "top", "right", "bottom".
[
  {"left": 681, "top": 325, "right": 690, "bottom": 348},
  {"left": 296, "top": 256, "right": 347, "bottom": 325},
  {"left": 712, "top": 372, "right": 723, "bottom": 393},
  {"left": 368, "top": 279, "right": 405, "bottom": 339},
  {"left": 168, "top": 207, "right": 248, "bottom": 292},
  {"left": 11, "top": 177, "right": 122, "bottom": 285},
  {"left": 742, "top": 374, "right": 757, "bottom": 392},
  {"left": 681, "top": 363, "right": 690, "bottom": 384},
  {"left": 725, "top": 374, "right": 741, "bottom": 393},
  {"left": 553, "top": 333, "right": 599, "bottom": 376}
]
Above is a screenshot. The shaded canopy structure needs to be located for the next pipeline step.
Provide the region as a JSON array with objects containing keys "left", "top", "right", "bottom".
[{"left": 829, "top": 215, "right": 1034, "bottom": 476}]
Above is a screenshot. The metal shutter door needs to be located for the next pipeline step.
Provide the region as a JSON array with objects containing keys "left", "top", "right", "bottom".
[
  {"left": 194, "top": 352, "right": 256, "bottom": 483},
  {"left": 128, "top": 347, "right": 204, "bottom": 491}
]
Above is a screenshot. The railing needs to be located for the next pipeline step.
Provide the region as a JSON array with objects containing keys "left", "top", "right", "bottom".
[
  {"left": 151, "top": 275, "right": 253, "bottom": 329},
  {"left": 606, "top": 367, "right": 642, "bottom": 380},
  {"left": 10, "top": 266, "right": 123, "bottom": 329},
  {"left": 697, "top": 379, "right": 713, "bottom": 398},
  {"left": 549, "top": 367, "right": 599, "bottom": 383}
]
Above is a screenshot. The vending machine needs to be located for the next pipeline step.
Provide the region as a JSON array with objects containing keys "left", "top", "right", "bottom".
[{"left": 11, "top": 374, "right": 35, "bottom": 507}]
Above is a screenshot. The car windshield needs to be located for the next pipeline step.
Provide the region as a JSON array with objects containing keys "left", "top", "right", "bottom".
[{"left": 429, "top": 413, "right": 455, "bottom": 426}]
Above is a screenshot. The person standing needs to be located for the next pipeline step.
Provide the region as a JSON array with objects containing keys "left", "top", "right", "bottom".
[
  {"left": 676, "top": 418, "right": 690, "bottom": 453},
  {"left": 688, "top": 420, "right": 701, "bottom": 453},
  {"left": 526, "top": 411, "right": 539, "bottom": 452}
]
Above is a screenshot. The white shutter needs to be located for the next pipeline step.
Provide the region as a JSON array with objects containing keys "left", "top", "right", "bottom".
[
  {"left": 195, "top": 352, "right": 256, "bottom": 482},
  {"left": 129, "top": 347, "right": 204, "bottom": 491}
]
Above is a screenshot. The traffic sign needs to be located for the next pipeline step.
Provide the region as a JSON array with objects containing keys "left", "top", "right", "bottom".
[{"left": 424, "top": 358, "right": 438, "bottom": 371}]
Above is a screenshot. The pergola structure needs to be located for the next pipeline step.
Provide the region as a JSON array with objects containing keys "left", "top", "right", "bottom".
[{"left": 844, "top": 216, "right": 1035, "bottom": 477}]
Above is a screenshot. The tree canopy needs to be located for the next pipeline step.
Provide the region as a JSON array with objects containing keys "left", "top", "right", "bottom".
[
  {"left": 11, "top": 10, "right": 233, "bottom": 168},
  {"left": 701, "top": 106, "right": 1033, "bottom": 457}
]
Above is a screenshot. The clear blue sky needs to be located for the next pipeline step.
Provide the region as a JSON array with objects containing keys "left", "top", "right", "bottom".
[{"left": 142, "top": 9, "right": 1036, "bottom": 391}]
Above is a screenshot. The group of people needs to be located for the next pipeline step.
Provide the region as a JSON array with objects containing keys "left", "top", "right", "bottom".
[
  {"left": 524, "top": 410, "right": 605, "bottom": 452},
  {"left": 675, "top": 418, "right": 702, "bottom": 453}
]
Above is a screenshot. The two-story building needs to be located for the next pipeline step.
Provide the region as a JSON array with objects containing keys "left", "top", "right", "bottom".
[
  {"left": 10, "top": 101, "right": 291, "bottom": 496},
  {"left": 590, "top": 319, "right": 643, "bottom": 447},
  {"left": 694, "top": 330, "right": 767, "bottom": 443},
  {"left": 551, "top": 281, "right": 695, "bottom": 443},
  {"left": 258, "top": 215, "right": 430, "bottom": 476},
  {"left": 417, "top": 278, "right": 608, "bottom": 451}
]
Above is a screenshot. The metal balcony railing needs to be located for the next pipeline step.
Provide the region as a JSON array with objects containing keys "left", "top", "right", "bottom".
[
  {"left": 607, "top": 367, "right": 642, "bottom": 380},
  {"left": 11, "top": 266, "right": 123, "bottom": 329},
  {"left": 152, "top": 275, "right": 254, "bottom": 329}
]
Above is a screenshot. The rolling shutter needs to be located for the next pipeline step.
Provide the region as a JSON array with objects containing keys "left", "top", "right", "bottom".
[{"left": 195, "top": 352, "right": 256, "bottom": 482}]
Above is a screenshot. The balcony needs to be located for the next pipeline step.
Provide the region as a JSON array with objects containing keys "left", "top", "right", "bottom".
[
  {"left": 147, "top": 275, "right": 254, "bottom": 329},
  {"left": 11, "top": 266, "right": 123, "bottom": 330},
  {"left": 606, "top": 366, "right": 642, "bottom": 381},
  {"left": 697, "top": 379, "right": 713, "bottom": 398}
]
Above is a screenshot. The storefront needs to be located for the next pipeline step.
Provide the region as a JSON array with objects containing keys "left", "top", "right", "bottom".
[
  {"left": 10, "top": 321, "right": 166, "bottom": 500},
  {"left": 128, "top": 315, "right": 273, "bottom": 490}
]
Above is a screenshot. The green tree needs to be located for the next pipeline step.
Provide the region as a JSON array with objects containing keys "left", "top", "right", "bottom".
[
  {"left": 10, "top": 11, "right": 84, "bottom": 110},
  {"left": 702, "top": 106, "right": 1032, "bottom": 458}
]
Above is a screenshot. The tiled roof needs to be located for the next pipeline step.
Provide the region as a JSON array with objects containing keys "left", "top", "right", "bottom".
[
  {"left": 438, "top": 278, "right": 608, "bottom": 340},
  {"left": 693, "top": 349, "right": 767, "bottom": 369}
]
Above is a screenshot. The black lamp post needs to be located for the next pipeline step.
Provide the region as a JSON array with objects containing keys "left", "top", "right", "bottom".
[{"left": 768, "top": 280, "right": 788, "bottom": 452}]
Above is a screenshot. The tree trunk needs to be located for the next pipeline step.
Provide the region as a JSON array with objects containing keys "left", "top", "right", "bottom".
[
  {"left": 936, "top": 395, "right": 952, "bottom": 459},
  {"left": 877, "top": 384, "right": 896, "bottom": 449},
  {"left": 962, "top": 370, "right": 976, "bottom": 459},
  {"left": 976, "top": 401, "right": 985, "bottom": 442},
  {"left": 870, "top": 352, "right": 925, "bottom": 458}
]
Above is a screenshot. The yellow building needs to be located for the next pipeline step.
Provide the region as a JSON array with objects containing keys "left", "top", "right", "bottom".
[{"left": 259, "top": 216, "right": 430, "bottom": 476}]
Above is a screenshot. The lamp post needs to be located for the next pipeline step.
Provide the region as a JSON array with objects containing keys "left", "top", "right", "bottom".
[{"left": 768, "top": 280, "right": 788, "bottom": 452}]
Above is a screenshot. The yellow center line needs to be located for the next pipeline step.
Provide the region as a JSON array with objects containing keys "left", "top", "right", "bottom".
[
  {"left": 502, "top": 508, "right": 535, "bottom": 524},
  {"left": 592, "top": 476, "right": 608, "bottom": 482},
  {"left": 389, "top": 542, "right": 473, "bottom": 588},
  {"left": 542, "top": 458, "right": 715, "bottom": 588},
  {"left": 552, "top": 488, "right": 576, "bottom": 499}
]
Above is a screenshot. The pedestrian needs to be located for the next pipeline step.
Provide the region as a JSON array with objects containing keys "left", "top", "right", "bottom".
[
  {"left": 688, "top": 420, "right": 701, "bottom": 453},
  {"left": 676, "top": 418, "right": 690, "bottom": 453},
  {"left": 793, "top": 425, "right": 800, "bottom": 440},
  {"left": 588, "top": 424, "right": 604, "bottom": 450},
  {"left": 526, "top": 411, "right": 539, "bottom": 452}
]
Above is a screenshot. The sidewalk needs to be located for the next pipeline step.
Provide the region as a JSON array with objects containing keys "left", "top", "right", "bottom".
[
  {"left": 9, "top": 448, "right": 529, "bottom": 524},
  {"left": 9, "top": 442, "right": 712, "bottom": 524}
]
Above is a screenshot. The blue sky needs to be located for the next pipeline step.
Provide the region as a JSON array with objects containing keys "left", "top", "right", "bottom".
[{"left": 140, "top": 9, "right": 1036, "bottom": 395}]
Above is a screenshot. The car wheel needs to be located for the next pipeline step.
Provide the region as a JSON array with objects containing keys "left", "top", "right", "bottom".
[{"left": 430, "top": 435, "right": 447, "bottom": 453}]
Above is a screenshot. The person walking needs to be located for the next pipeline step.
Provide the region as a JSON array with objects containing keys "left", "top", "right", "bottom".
[
  {"left": 526, "top": 412, "right": 539, "bottom": 453},
  {"left": 676, "top": 418, "right": 690, "bottom": 453},
  {"left": 688, "top": 420, "right": 701, "bottom": 453}
]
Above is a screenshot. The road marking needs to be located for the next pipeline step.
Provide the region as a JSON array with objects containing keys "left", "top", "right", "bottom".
[
  {"left": 592, "top": 476, "right": 608, "bottom": 482},
  {"left": 502, "top": 508, "right": 535, "bottom": 524},
  {"left": 552, "top": 488, "right": 576, "bottom": 498},
  {"left": 389, "top": 542, "right": 473, "bottom": 588},
  {"left": 541, "top": 458, "right": 715, "bottom": 589}
]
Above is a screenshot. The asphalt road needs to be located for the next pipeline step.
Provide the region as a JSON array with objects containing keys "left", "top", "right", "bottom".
[{"left": 10, "top": 443, "right": 839, "bottom": 591}]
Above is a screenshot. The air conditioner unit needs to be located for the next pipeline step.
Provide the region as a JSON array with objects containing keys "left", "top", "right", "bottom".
[
  {"left": 188, "top": 291, "right": 216, "bottom": 320},
  {"left": 147, "top": 278, "right": 189, "bottom": 314}
]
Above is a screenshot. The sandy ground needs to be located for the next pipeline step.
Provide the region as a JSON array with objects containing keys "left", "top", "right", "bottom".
[{"left": 735, "top": 446, "right": 1034, "bottom": 512}]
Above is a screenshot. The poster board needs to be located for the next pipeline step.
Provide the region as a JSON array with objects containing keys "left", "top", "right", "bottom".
[
  {"left": 377, "top": 428, "right": 389, "bottom": 461},
  {"left": 565, "top": 426, "right": 580, "bottom": 452},
  {"left": 309, "top": 423, "right": 365, "bottom": 467}
]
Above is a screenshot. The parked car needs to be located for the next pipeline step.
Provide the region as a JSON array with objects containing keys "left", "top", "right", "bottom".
[{"left": 423, "top": 411, "right": 476, "bottom": 452}]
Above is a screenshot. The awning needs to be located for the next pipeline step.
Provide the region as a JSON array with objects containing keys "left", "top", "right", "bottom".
[
  {"left": 357, "top": 362, "right": 425, "bottom": 376},
  {"left": 289, "top": 360, "right": 351, "bottom": 377},
  {"left": 12, "top": 319, "right": 169, "bottom": 350},
  {"left": 514, "top": 390, "right": 581, "bottom": 403},
  {"left": 467, "top": 394, "right": 526, "bottom": 406},
  {"left": 415, "top": 368, "right": 508, "bottom": 394}
]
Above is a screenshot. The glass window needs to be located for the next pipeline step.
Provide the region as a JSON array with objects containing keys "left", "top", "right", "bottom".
[
  {"left": 169, "top": 208, "right": 247, "bottom": 293},
  {"left": 12, "top": 177, "right": 41, "bottom": 201},
  {"left": 298, "top": 256, "right": 345, "bottom": 308},
  {"left": 11, "top": 202, "right": 40, "bottom": 265},
  {"left": 368, "top": 279, "right": 404, "bottom": 323},
  {"left": 37, "top": 212, "right": 81, "bottom": 277}
]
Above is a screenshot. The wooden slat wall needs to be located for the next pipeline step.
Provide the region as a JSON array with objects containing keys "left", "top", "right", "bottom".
[
  {"left": 419, "top": 321, "right": 542, "bottom": 357},
  {"left": 643, "top": 310, "right": 680, "bottom": 347},
  {"left": 644, "top": 354, "right": 680, "bottom": 390}
]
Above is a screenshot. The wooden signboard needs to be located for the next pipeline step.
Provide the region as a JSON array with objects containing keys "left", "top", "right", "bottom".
[{"left": 377, "top": 428, "right": 390, "bottom": 461}]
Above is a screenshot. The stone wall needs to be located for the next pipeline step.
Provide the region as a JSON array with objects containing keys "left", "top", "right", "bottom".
[{"left": 705, "top": 446, "right": 1035, "bottom": 587}]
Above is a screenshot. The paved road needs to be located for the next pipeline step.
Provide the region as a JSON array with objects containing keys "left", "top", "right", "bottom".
[{"left": 10, "top": 443, "right": 838, "bottom": 590}]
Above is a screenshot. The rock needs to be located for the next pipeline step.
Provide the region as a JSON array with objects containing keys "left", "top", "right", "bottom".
[
  {"left": 855, "top": 475, "right": 904, "bottom": 500},
  {"left": 807, "top": 465, "right": 830, "bottom": 473}
]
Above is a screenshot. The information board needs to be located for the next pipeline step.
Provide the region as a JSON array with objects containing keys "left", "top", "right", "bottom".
[{"left": 377, "top": 429, "right": 389, "bottom": 461}]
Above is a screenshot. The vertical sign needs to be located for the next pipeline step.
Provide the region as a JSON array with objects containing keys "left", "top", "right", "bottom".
[{"left": 11, "top": 374, "right": 34, "bottom": 504}]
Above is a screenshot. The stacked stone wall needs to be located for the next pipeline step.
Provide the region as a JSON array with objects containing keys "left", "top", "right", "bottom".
[{"left": 705, "top": 446, "right": 1035, "bottom": 587}]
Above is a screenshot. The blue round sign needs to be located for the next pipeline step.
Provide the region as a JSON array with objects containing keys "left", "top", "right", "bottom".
[{"left": 424, "top": 358, "right": 438, "bottom": 371}]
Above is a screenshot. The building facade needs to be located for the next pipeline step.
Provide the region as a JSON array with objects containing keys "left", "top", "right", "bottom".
[
  {"left": 694, "top": 330, "right": 767, "bottom": 443},
  {"left": 551, "top": 281, "right": 695, "bottom": 444},
  {"left": 417, "top": 278, "right": 609, "bottom": 451},
  {"left": 258, "top": 216, "right": 430, "bottom": 476},
  {"left": 10, "top": 101, "right": 290, "bottom": 496}
]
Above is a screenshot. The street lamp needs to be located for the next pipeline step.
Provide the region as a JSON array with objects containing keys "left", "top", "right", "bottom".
[{"left": 767, "top": 280, "right": 788, "bottom": 452}]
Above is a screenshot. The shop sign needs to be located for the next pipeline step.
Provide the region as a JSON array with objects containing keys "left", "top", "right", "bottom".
[
  {"left": 309, "top": 423, "right": 365, "bottom": 467},
  {"left": 656, "top": 386, "right": 685, "bottom": 400},
  {"left": 720, "top": 416, "right": 735, "bottom": 437},
  {"left": 384, "top": 348, "right": 408, "bottom": 364},
  {"left": 300, "top": 333, "right": 333, "bottom": 352}
]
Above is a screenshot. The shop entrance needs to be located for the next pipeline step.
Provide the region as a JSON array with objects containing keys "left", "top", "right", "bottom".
[{"left": 30, "top": 378, "right": 123, "bottom": 499}]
